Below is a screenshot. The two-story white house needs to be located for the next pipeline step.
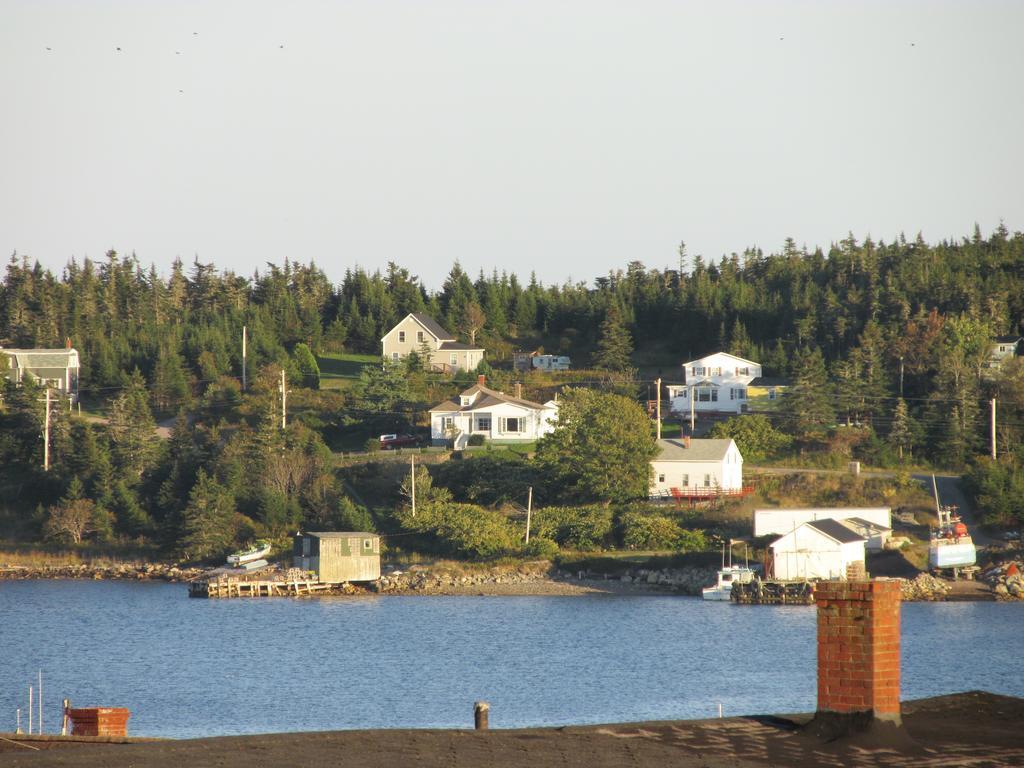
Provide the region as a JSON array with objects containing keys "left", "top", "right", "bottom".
[
  {"left": 666, "top": 352, "right": 761, "bottom": 416},
  {"left": 429, "top": 377, "right": 559, "bottom": 448},
  {"left": 649, "top": 437, "right": 744, "bottom": 498},
  {"left": 381, "top": 313, "right": 485, "bottom": 373}
]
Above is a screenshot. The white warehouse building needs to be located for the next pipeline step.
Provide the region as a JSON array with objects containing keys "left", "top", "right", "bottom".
[{"left": 769, "top": 519, "right": 867, "bottom": 581}]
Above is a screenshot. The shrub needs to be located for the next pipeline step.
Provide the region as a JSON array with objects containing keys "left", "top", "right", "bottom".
[
  {"left": 364, "top": 437, "right": 381, "bottom": 453},
  {"left": 522, "top": 537, "right": 559, "bottom": 559},
  {"left": 467, "top": 434, "right": 485, "bottom": 447},
  {"left": 396, "top": 501, "right": 519, "bottom": 559},
  {"left": 532, "top": 505, "right": 614, "bottom": 551},
  {"left": 619, "top": 511, "right": 682, "bottom": 550}
]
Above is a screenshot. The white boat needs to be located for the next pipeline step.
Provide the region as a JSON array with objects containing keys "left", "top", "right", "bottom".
[
  {"left": 227, "top": 541, "right": 272, "bottom": 566},
  {"left": 702, "top": 565, "right": 756, "bottom": 600},
  {"left": 927, "top": 476, "right": 976, "bottom": 571},
  {"left": 702, "top": 540, "right": 755, "bottom": 601}
]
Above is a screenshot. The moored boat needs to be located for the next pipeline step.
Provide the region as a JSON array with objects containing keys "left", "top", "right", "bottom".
[{"left": 227, "top": 541, "right": 272, "bottom": 566}]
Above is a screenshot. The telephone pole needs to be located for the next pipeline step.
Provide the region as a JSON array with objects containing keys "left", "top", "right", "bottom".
[
  {"left": 525, "top": 486, "right": 533, "bottom": 544},
  {"left": 279, "top": 370, "right": 287, "bottom": 429},
  {"left": 242, "top": 325, "right": 248, "bottom": 392},
  {"left": 39, "top": 388, "right": 52, "bottom": 472},
  {"left": 655, "top": 377, "right": 662, "bottom": 441},
  {"left": 410, "top": 455, "right": 417, "bottom": 517},
  {"left": 991, "top": 398, "right": 997, "bottom": 460},
  {"left": 689, "top": 385, "right": 695, "bottom": 434}
]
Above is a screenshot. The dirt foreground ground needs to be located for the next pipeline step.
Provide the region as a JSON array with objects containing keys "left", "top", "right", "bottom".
[{"left": 1, "top": 691, "right": 1021, "bottom": 768}]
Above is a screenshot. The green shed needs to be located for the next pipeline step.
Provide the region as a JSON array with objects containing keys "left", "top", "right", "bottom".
[{"left": 293, "top": 532, "right": 380, "bottom": 583}]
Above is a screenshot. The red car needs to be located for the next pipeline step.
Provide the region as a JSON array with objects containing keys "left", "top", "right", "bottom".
[{"left": 379, "top": 433, "right": 419, "bottom": 450}]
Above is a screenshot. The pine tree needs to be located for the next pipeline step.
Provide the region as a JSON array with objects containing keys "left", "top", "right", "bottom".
[
  {"left": 107, "top": 368, "right": 158, "bottom": 481},
  {"left": 784, "top": 347, "right": 834, "bottom": 436},
  {"left": 888, "top": 398, "right": 914, "bottom": 460},
  {"left": 178, "top": 469, "right": 236, "bottom": 561},
  {"left": 593, "top": 305, "right": 633, "bottom": 372}
]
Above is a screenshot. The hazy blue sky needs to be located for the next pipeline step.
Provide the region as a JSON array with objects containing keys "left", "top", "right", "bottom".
[{"left": 2, "top": 0, "right": 1022, "bottom": 288}]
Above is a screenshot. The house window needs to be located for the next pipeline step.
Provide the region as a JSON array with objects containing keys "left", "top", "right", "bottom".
[
  {"left": 658, "top": 473, "right": 665, "bottom": 483},
  {"left": 712, "top": 367, "right": 722, "bottom": 376},
  {"left": 442, "top": 416, "right": 453, "bottom": 430},
  {"left": 476, "top": 416, "right": 491, "bottom": 432},
  {"left": 363, "top": 539, "right": 372, "bottom": 550},
  {"left": 391, "top": 352, "right": 399, "bottom": 361},
  {"left": 704, "top": 474, "right": 711, "bottom": 487},
  {"left": 736, "top": 366, "right": 749, "bottom": 376},
  {"left": 736, "top": 388, "right": 746, "bottom": 400},
  {"left": 503, "top": 417, "right": 522, "bottom": 434},
  {"left": 697, "top": 388, "right": 718, "bottom": 402},
  {"left": 681, "top": 473, "right": 689, "bottom": 486},
  {"left": 768, "top": 388, "right": 776, "bottom": 401},
  {"left": 693, "top": 366, "right": 705, "bottom": 376},
  {"left": 450, "top": 353, "right": 458, "bottom": 365},
  {"left": 461, "top": 396, "right": 472, "bottom": 406},
  {"left": 399, "top": 331, "right": 406, "bottom": 342},
  {"left": 418, "top": 331, "right": 425, "bottom": 343}
]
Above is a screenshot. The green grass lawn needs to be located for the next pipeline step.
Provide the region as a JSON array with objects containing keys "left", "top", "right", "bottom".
[{"left": 318, "top": 352, "right": 379, "bottom": 389}]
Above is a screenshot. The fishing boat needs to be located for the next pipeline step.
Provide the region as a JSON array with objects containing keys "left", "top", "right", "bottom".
[
  {"left": 227, "top": 541, "right": 272, "bottom": 566},
  {"left": 702, "top": 540, "right": 755, "bottom": 601},
  {"left": 927, "top": 476, "right": 976, "bottom": 572}
]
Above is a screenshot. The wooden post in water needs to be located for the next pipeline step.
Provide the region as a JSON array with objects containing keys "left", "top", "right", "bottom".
[
  {"left": 28, "top": 686, "right": 32, "bottom": 735},
  {"left": 62, "top": 700, "right": 69, "bottom": 736},
  {"left": 474, "top": 701, "right": 490, "bottom": 730}
]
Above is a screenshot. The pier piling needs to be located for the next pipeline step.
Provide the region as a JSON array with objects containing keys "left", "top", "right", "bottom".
[{"left": 474, "top": 701, "right": 490, "bottom": 730}]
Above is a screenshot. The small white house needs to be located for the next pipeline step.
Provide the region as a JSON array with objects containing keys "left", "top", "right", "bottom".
[
  {"left": 666, "top": 352, "right": 762, "bottom": 416},
  {"left": 649, "top": 438, "right": 744, "bottom": 498},
  {"left": 429, "top": 377, "right": 558, "bottom": 448},
  {"left": 984, "top": 335, "right": 1021, "bottom": 374},
  {"left": 769, "top": 519, "right": 866, "bottom": 581},
  {"left": 0, "top": 345, "right": 80, "bottom": 403},
  {"left": 753, "top": 507, "right": 892, "bottom": 538}
]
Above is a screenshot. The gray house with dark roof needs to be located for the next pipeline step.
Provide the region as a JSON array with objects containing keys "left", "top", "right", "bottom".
[
  {"left": 1, "top": 346, "right": 80, "bottom": 402},
  {"left": 381, "top": 313, "right": 484, "bottom": 373}
]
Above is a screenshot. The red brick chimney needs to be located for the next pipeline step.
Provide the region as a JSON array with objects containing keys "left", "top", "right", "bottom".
[
  {"left": 477, "top": 375, "right": 486, "bottom": 387},
  {"left": 810, "top": 579, "right": 904, "bottom": 739}
]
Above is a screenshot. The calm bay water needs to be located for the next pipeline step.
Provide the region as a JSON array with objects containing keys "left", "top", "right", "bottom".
[{"left": 0, "top": 580, "right": 1021, "bottom": 738}]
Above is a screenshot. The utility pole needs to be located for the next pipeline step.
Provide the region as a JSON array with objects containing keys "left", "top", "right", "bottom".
[
  {"left": 242, "top": 325, "right": 248, "bottom": 392},
  {"left": 279, "top": 369, "right": 287, "bottom": 429},
  {"left": 39, "top": 388, "right": 52, "bottom": 472},
  {"left": 655, "top": 377, "right": 662, "bottom": 441},
  {"left": 410, "top": 455, "right": 416, "bottom": 517},
  {"left": 991, "top": 398, "right": 997, "bottom": 460},
  {"left": 689, "top": 385, "right": 695, "bottom": 434},
  {"left": 525, "top": 486, "right": 533, "bottom": 544}
]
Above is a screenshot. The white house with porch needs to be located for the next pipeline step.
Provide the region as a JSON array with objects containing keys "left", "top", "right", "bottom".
[
  {"left": 649, "top": 437, "right": 744, "bottom": 499},
  {"left": 768, "top": 518, "right": 867, "bottom": 581},
  {"left": 429, "top": 377, "right": 558, "bottom": 448},
  {"left": 381, "top": 313, "right": 484, "bottom": 373},
  {"left": 666, "top": 352, "right": 761, "bottom": 416}
]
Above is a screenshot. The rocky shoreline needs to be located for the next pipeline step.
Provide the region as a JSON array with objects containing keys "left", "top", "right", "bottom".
[{"left": 0, "top": 559, "right": 1017, "bottom": 601}]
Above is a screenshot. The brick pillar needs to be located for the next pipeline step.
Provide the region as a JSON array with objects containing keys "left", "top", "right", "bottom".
[{"left": 815, "top": 579, "right": 901, "bottom": 726}]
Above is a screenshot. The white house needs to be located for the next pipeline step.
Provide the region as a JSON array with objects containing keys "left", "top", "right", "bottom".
[
  {"left": 649, "top": 437, "right": 744, "bottom": 498},
  {"left": 984, "top": 335, "right": 1021, "bottom": 374},
  {"left": 381, "top": 313, "right": 484, "bottom": 373},
  {"left": 769, "top": 519, "right": 866, "bottom": 581},
  {"left": 429, "top": 377, "right": 558, "bottom": 448},
  {"left": 753, "top": 507, "right": 892, "bottom": 538},
  {"left": 666, "top": 352, "right": 762, "bottom": 416},
  {"left": 0, "top": 345, "right": 80, "bottom": 403}
]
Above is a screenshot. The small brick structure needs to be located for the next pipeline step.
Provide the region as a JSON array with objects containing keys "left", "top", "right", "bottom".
[
  {"left": 811, "top": 579, "right": 904, "bottom": 739},
  {"left": 66, "top": 707, "right": 131, "bottom": 737}
]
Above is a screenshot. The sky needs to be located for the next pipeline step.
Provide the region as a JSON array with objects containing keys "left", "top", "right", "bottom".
[{"left": 1, "top": 0, "right": 1022, "bottom": 289}]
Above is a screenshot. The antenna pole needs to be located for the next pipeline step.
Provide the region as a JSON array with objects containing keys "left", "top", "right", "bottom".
[{"left": 655, "top": 377, "right": 662, "bottom": 440}]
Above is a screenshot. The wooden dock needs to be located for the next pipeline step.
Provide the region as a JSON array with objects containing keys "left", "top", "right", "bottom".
[
  {"left": 188, "top": 568, "right": 333, "bottom": 598},
  {"left": 731, "top": 579, "right": 815, "bottom": 605}
]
